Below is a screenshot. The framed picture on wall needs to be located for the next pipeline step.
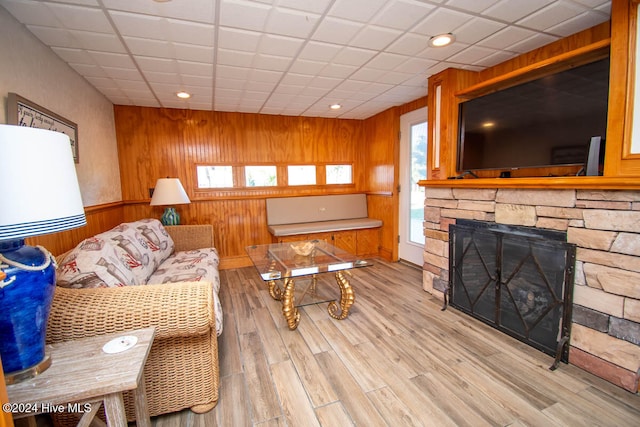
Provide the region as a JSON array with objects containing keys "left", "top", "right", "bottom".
[{"left": 7, "top": 92, "right": 79, "bottom": 163}]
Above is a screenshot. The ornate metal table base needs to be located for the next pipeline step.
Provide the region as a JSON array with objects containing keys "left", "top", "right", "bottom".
[{"left": 269, "top": 270, "right": 356, "bottom": 330}]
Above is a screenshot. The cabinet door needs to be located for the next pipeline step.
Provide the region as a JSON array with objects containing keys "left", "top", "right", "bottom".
[
  {"left": 277, "top": 235, "right": 309, "bottom": 244},
  {"left": 356, "top": 228, "right": 380, "bottom": 256},
  {"left": 332, "top": 230, "right": 357, "bottom": 254}
]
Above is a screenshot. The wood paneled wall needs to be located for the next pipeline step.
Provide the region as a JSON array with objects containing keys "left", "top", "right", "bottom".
[{"left": 115, "top": 106, "right": 406, "bottom": 267}]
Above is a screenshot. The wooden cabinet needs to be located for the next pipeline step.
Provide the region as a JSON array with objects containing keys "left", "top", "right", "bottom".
[{"left": 272, "top": 228, "right": 380, "bottom": 257}]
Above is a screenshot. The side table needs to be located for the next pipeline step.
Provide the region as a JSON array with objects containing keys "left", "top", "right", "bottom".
[{"left": 5, "top": 327, "right": 155, "bottom": 427}]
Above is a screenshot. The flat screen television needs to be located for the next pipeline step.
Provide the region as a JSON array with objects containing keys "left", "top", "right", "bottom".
[{"left": 457, "top": 57, "right": 610, "bottom": 174}]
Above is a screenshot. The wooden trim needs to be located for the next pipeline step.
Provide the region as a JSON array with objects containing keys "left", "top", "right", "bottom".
[
  {"left": 419, "top": 176, "right": 640, "bottom": 190},
  {"left": 85, "top": 201, "right": 124, "bottom": 213},
  {"left": 456, "top": 40, "right": 611, "bottom": 99},
  {"left": 605, "top": 0, "right": 640, "bottom": 176}
]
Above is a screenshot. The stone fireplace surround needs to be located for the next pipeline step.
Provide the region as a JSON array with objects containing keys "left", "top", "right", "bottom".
[{"left": 422, "top": 187, "right": 640, "bottom": 393}]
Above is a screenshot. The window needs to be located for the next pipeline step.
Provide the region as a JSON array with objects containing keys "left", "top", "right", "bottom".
[
  {"left": 245, "top": 165, "right": 277, "bottom": 187},
  {"left": 196, "top": 165, "right": 233, "bottom": 188},
  {"left": 326, "top": 164, "right": 352, "bottom": 184},
  {"left": 288, "top": 165, "right": 316, "bottom": 185}
]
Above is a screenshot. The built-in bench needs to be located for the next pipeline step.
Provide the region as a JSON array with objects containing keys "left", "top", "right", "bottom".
[{"left": 266, "top": 194, "right": 382, "bottom": 256}]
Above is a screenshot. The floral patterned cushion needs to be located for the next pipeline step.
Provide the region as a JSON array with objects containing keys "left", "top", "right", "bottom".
[
  {"left": 56, "top": 236, "right": 137, "bottom": 288},
  {"left": 98, "top": 222, "right": 163, "bottom": 285},
  {"left": 131, "top": 219, "right": 175, "bottom": 271},
  {"left": 148, "top": 248, "right": 223, "bottom": 336}
]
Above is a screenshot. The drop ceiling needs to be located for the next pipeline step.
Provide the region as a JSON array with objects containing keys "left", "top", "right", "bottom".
[{"left": 0, "top": 0, "right": 611, "bottom": 119}]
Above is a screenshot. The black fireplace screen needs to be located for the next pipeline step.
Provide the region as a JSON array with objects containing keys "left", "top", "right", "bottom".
[{"left": 449, "top": 219, "right": 576, "bottom": 364}]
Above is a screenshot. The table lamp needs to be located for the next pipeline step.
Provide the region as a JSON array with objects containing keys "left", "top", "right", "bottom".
[
  {"left": 149, "top": 177, "right": 191, "bottom": 225},
  {"left": 0, "top": 124, "right": 86, "bottom": 384}
]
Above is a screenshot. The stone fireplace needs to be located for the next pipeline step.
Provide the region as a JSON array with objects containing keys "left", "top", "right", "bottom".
[
  {"left": 422, "top": 187, "right": 640, "bottom": 393},
  {"left": 449, "top": 219, "right": 575, "bottom": 367}
]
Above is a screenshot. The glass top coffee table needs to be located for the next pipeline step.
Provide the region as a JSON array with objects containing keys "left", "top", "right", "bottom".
[{"left": 246, "top": 240, "right": 371, "bottom": 330}]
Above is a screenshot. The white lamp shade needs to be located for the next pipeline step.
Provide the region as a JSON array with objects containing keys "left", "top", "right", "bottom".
[
  {"left": 150, "top": 178, "right": 191, "bottom": 206},
  {"left": 0, "top": 125, "right": 86, "bottom": 240}
]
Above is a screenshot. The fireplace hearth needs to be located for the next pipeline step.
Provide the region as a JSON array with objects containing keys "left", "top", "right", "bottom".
[{"left": 448, "top": 219, "right": 576, "bottom": 368}]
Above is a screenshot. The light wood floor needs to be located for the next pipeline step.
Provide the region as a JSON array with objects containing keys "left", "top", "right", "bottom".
[{"left": 152, "top": 260, "right": 640, "bottom": 426}]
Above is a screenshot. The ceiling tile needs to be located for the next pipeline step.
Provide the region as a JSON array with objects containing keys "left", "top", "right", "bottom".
[
  {"left": 328, "top": 0, "right": 387, "bottom": 23},
  {"left": 257, "top": 34, "right": 305, "bottom": 57},
  {"left": 367, "top": 52, "right": 411, "bottom": 71},
  {"left": 507, "top": 33, "right": 558, "bottom": 53},
  {"left": 297, "top": 41, "right": 341, "bottom": 62},
  {"left": 135, "top": 56, "right": 179, "bottom": 73},
  {"left": 47, "top": 2, "right": 112, "bottom": 33},
  {"left": 101, "top": 66, "right": 143, "bottom": 80},
  {"left": 252, "top": 54, "right": 292, "bottom": 71},
  {"left": 143, "top": 71, "right": 181, "bottom": 84},
  {"left": 454, "top": 17, "right": 507, "bottom": 44},
  {"left": 288, "top": 59, "right": 326, "bottom": 76},
  {"left": 412, "top": 8, "right": 472, "bottom": 36},
  {"left": 102, "top": 0, "right": 215, "bottom": 24},
  {"left": 217, "top": 27, "right": 261, "bottom": 52},
  {"left": 51, "top": 46, "right": 94, "bottom": 64},
  {"left": 87, "top": 51, "right": 136, "bottom": 68},
  {"left": 311, "top": 17, "right": 362, "bottom": 45},
  {"left": 386, "top": 33, "right": 431, "bottom": 56},
  {"left": 0, "top": 0, "right": 613, "bottom": 119},
  {"left": 546, "top": 10, "right": 609, "bottom": 37},
  {"left": 178, "top": 61, "right": 214, "bottom": 76},
  {"left": 68, "top": 63, "right": 107, "bottom": 77},
  {"left": 372, "top": 0, "right": 435, "bottom": 30},
  {"left": 448, "top": 45, "right": 501, "bottom": 65},
  {"left": 477, "top": 26, "right": 538, "bottom": 50},
  {"left": 332, "top": 47, "right": 377, "bottom": 67},
  {"left": 482, "top": 0, "right": 554, "bottom": 22},
  {"left": 70, "top": 30, "right": 126, "bottom": 52},
  {"left": 445, "top": 0, "right": 501, "bottom": 14},
  {"left": 349, "top": 25, "right": 402, "bottom": 50},
  {"left": 517, "top": 0, "right": 588, "bottom": 33},
  {"left": 319, "top": 63, "right": 358, "bottom": 78},
  {"left": 394, "top": 57, "right": 438, "bottom": 74},
  {"left": 219, "top": 0, "right": 270, "bottom": 32},
  {"left": 1, "top": 0, "right": 62, "bottom": 27},
  {"left": 276, "top": 0, "right": 332, "bottom": 14},
  {"left": 216, "top": 49, "right": 255, "bottom": 67},
  {"left": 26, "top": 26, "right": 82, "bottom": 49},
  {"left": 264, "top": 7, "right": 319, "bottom": 38}
]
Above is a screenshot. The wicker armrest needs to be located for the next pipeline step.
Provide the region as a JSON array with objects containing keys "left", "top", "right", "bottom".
[
  {"left": 165, "top": 225, "right": 214, "bottom": 252},
  {"left": 47, "top": 281, "right": 214, "bottom": 344}
]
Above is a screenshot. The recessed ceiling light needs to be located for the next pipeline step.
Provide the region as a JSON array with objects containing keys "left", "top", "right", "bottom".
[
  {"left": 176, "top": 91, "right": 191, "bottom": 99},
  {"left": 330, "top": 104, "right": 341, "bottom": 110},
  {"left": 428, "top": 33, "right": 455, "bottom": 48},
  {"left": 482, "top": 121, "right": 495, "bottom": 128}
]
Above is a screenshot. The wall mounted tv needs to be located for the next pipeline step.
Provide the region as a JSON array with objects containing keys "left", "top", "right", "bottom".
[{"left": 457, "top": 57, "right": 610, "bottom": 174}]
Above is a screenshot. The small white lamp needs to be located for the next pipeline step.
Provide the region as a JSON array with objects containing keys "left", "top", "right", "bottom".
[
  {"left": 150, "top": 178, "right": 191, "bottom": 225},
  {"left": 0, "top": 124, "right": 86, "bottom": 383}
]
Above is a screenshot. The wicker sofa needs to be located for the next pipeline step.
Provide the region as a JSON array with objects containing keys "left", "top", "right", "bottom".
[{"left": 46, "top": 221, "right": 221, "bottom": 420}]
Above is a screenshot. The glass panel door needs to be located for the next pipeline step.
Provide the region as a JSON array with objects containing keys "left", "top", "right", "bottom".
[{"left": 399, "top": 107, "right": 427, "bottom": 265}]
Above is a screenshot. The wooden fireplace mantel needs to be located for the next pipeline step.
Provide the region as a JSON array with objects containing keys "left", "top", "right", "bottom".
[{"left": 418, "top": 176, "right": 640, "bottom": 190}]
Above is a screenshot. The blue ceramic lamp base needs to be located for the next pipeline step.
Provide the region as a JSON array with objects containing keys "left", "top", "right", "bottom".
[
  {"left": 0, "top": 239, "right": 56, "bottom": 383},
  {"left": 161, "top": 207, "right": 181, "bottom": 225}
]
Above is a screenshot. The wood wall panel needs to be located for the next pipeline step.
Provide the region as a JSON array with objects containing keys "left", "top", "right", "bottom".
[
  {"left": 115, "top": 106, "right": 398, "bottom": 266},
  {"left": 27, "top": 202, "right": 124, "bottom": 256}
]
